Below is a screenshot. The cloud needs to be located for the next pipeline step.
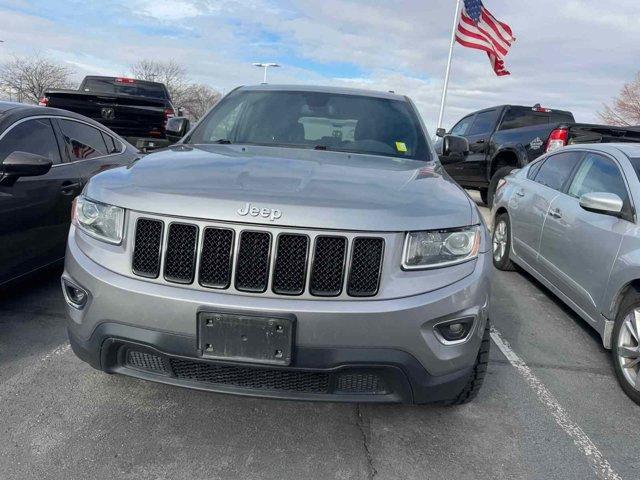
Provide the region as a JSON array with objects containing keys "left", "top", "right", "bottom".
[{"left": 0, "top": 0, "right": 637, "bottom": 131}]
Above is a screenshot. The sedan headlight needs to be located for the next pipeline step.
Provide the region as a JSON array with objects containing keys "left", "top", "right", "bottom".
[
  {"left": 402, "top": 226, "right": 480, "bottom": 269},
  {"left": 72, "top": 195, "right": 125, "bottom": 244}
]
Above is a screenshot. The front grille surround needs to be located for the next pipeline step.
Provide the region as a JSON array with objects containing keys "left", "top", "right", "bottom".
[
  {"left": 309, "top": 236, "right": 348, "bottom": 297},
  {"left": 129, "top": 212, "right": 388, "bottom": 299},
  {"left": 234, "top": 230, "right": 272, "bottom": 293},
  {"left": 198, "top": 227, "right": 235, "bottom": 289},
  {"left": 131, "top": 218, "right": 164, "bottom": 278},
  {"left": 163, "top": 222, "right": 199, "bottom": 284},
  {"left": 272, "top": 233, "right": 310, "bottom": 296}
]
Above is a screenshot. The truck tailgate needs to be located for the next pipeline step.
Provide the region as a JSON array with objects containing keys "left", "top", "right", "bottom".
[
  {"left": 45, "top": 90, "right": 167, "bottom": 138},
  {"left": 569, "top": 124, "right": 640, "bottom": 144}
]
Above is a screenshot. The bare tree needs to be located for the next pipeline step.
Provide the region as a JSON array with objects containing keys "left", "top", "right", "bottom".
[
  {"left": 599, "top": 73, "right": 640, "bottom": 126},
  {"left": 180, "top": 84, "right": 221, "bottom": 120},
  {"left": 0, "top": 55, "right": 73, "bottom": 103},
  {"left": 130, "top": 59, "right": 189, "bottom": 106}
]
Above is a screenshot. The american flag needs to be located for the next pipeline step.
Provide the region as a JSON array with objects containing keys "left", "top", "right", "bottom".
[{"left": 455, "top": 0, "right": 515, "bottom": 76}]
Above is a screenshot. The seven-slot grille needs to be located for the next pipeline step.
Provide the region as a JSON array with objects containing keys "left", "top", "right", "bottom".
[{"left": 131, "top": 218, "right": 384, "bottom": 298}]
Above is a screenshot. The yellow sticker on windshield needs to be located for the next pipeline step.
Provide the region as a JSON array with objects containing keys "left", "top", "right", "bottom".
[{"left": 395, "top": 141, "right": 408, "bottom": 153}]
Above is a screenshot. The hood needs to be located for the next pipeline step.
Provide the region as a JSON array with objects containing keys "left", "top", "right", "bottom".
[{"left": 85, "top": 145, "right": 474, "bottom": 232}]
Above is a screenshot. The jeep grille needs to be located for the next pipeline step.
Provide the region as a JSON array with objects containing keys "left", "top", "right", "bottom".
[{"left": 131, "top": 218, "right": 384, "bottom": 298}]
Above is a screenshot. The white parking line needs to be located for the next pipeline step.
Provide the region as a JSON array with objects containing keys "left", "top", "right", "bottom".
[
  {"left": 0, "top": 343, "right": 71, "bottom": 399},
  {"left": 490, "top": 327, "right": 621, "bottom": 480}
]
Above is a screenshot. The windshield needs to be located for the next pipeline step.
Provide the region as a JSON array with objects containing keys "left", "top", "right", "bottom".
[
  {"left": 82, "top": 78, "right": 168, "bottom": 99},
  {"left": 186, "top": 90, "right": 430, "bottom": 160}
]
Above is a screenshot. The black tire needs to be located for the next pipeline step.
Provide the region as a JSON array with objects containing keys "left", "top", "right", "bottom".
[
  {"left": 611, "top": 291, "right": 640, "bottom": 406},
  {"left": 445, "top": 320, "right": 491, "bottom": 405},
  {"left": 479, "top": 188, "right": 488, "bottom": 206},
  {"left": 487, "top": 166, "right": 515, "bottom": 207},
  {"left": 492, "top": 213, "right": 517, "bottom": 271}
]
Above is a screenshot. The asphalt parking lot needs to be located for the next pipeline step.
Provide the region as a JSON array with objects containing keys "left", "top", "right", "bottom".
[{"left": 1, "top": 193, "right": 639, "bottom": 480}]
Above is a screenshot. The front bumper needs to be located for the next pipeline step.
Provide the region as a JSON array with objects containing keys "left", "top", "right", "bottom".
[{"left": 63, "top": 233, "right": 491, "bottom": 404}]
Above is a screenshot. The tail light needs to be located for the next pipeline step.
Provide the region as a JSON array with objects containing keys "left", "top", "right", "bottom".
[
  {"left": 532, "top": 103, "right": 552, "bottom": 113},
  {"left": 545, "top": 128, "right": 568, "bottom": 153},
  {"left": 115, "top": 77, "right": 136, "bottom": 84},
  {"left": 38, "top": 96, "right": 49, "bottom": 107},
  {"left": 163, "top": 107, "right": 175, "bottom": 127}
]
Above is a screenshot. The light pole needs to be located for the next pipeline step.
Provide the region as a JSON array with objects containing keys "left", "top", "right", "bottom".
[{"left": 252, "top": 63, "right": 280, "bottom": 84}]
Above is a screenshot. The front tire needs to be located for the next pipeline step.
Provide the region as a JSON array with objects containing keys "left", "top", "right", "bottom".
[
  {"left": 612, "top": 292, "right": 640, "bottom": 405},
  {"left": 492, "top": 213, "right": 516, "bottom": 271},
  {"left": 445, "top": 320, "right": 491, "bottom": 405},
  {"left": 487, "top": 166, "right": 515, "bottom": 207}
]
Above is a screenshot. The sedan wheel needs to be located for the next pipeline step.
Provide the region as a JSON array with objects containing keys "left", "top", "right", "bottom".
[
  {"left": 616, "top": 309, "right": 640, "bottom": 392},
  {"left": 492, "top": 213, "right": 516, "bottom": 271},
  {"left": 493, "top": 220, "right": 507, "bottom": 263}
]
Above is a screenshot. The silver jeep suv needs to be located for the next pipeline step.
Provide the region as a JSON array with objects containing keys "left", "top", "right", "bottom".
[{"left": 62, "top": 85, "right": 491, "bottom": 404}]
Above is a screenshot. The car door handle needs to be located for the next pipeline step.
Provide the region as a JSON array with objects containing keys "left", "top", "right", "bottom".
[
  {"left": 515, "top": 190, "right": 525, "bottom": 197},
  {"left": 475, "top": 139, "right": 486, "bottom": 144},
  {"left": 61, "top": 181, "right": 81, "bottom": 195},
  {"left": 549, "top": 208, "right": 562, "bottom": 219}
]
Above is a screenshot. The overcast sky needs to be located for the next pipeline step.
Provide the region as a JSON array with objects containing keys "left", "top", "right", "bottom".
[{"left": 0, "top": 0, "right": 637, "bottom": 130}]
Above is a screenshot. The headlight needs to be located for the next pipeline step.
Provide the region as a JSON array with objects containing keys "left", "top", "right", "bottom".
[
  {"left": 402, "top": 226, "right": 480, "bottom": 269},
  {"left": 72, "top": 195, "right": 125, "bottom": 244}
]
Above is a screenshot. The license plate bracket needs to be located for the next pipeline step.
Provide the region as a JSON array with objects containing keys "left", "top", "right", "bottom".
[{"left": 197, "top": 312, "right": 294, "bottom": 366}]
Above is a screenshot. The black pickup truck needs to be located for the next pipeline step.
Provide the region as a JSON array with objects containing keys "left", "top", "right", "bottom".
[
  {"left": 437, "top": 104, "right": 640, "bottom": 205},
  {"left": 40, "top": 76, "right": 176, "bottom": 148}
]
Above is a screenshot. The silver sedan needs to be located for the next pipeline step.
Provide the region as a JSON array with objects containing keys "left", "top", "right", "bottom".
[{"left": 491, "top": 143, "right": 640, "bottom": 405}]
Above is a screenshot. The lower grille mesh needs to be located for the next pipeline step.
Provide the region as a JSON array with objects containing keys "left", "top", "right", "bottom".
[
  {"left": 126, "top": 350, "right": 168, "bottom": 374},
  {"left": 170, "top": 358, "right": 330, "bottom": 393},
  {"left": 336, "top": 373, "right": 388, "bottom": 394}
]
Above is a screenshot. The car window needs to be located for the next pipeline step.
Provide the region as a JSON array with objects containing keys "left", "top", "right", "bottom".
[
  {"left": 499, "top": 107, "right": 574, "bottom": 131},
  {"left": 0, "top": 118, "right": 62, "bottom": 165},
  {"left": 58, "top": 119, "right": 109, "bottom": 160},
  {"left": 450, "top": 115, "right": 474, "bottom": 136},
  {"left": 467, "top": 110, "right": 498, "bottom": 136},
  {"left": 532, "top": 151, "right": 582, "bottom": 191},
  {"left": 187, "top": 90, "right": 430, "bottom": 160},
  {"left": 527, "top": 159, "right": 544, "bottom": 180},
  {"left": 100, "top": 131, "right": 122, "bottom": 154},
  {"left": 568, "top": 153, "right": 628, "bottom": 201},
  {"left": 82, "top": 78, "right": 168, "bottom": 99}
]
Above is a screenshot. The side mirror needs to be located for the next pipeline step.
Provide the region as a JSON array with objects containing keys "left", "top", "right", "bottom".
[
  {"left": 579, "top": 192, "right": 623, "bottom": 216},
  {"left": 435, "top": 128, "right": 446, "bottom": 138},
  {"left": 442, "top": 134, "right": 469, "bottom": 157},
  {"left": 0, "top": 151, "right": 52, "bottom": 186},
  {"left": 166, "top": 116, "right": 191, "bottom": 144}
]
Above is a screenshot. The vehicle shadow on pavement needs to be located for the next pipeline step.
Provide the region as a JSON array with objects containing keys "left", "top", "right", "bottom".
[
  {"left": 503, "top": 266, "right": 605, "bottom": 349},
  {"left": 0, "top": 265, "right": 67, "bottom": 368}
]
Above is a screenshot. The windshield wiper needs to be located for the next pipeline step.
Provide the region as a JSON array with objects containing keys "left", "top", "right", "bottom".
[{"left": 212, "top": 139, "right": 232, "bottom": 144}]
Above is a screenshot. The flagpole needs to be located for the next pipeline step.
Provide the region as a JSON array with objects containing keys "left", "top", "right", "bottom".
[{"left": 437, "top": 0, "right": 462, "bottom": 130}]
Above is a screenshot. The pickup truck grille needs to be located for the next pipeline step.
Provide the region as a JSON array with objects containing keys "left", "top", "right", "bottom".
[{"left": 131, "top": 218, "right": 384, "bottom": 298}]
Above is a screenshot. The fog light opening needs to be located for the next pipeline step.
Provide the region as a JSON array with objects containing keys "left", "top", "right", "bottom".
[
  {"left": 435, "top": 318, "right": 475, "bottom": 344},
  {"left": 62, "top": 279, "right": 88, "bottom": 309}
]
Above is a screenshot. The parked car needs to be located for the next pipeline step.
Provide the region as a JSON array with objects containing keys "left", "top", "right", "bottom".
[
  {"left": 437, "top": 104, "right": 640, "bottom": 206},
  {"left": 492, "top": 144, "right": 640, "bottom": 405},
  {"left": 62, "top": 84, "right": 492, "bottom": 405},
  {"left": 40, "top": 76, "right": 176, "bottom": 149},
  {"left": 0, "top": 101, "right": 138, "bottom": 286}
]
